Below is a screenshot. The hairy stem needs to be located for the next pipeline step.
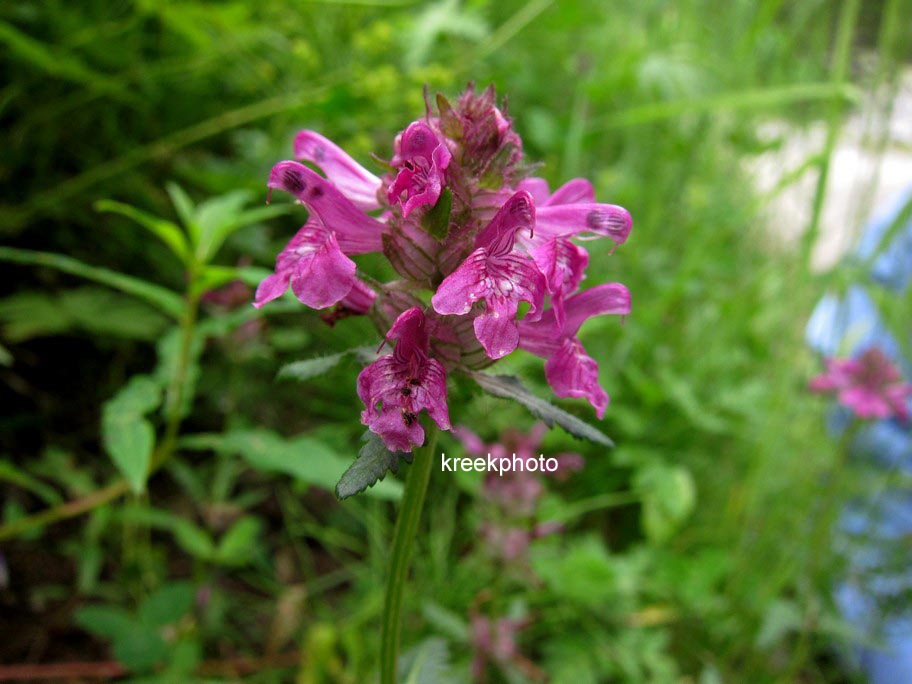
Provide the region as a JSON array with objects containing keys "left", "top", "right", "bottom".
[{"left": 380, "top": 426, "right": 438, "bottom": 684}]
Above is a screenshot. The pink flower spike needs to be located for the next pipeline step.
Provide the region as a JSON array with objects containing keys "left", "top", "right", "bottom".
[
  {"left": 387, "top": 121, "right": 452, "bottom": 217},
  {"left": 535, "top": 202, "right": 632, "bottom": 246},
  {"left": 432, "top": 191, "right": 546, "bottom": 360},
  {"left": 293, "top": 131, "right": 382, "bottom": 211},
  {"left": 253, "top": 220, "right": 356, "bottom": 309},
  {"left": 267, "top": 161, "right": 385, "bottom": 254},
  {"left": 357, "top": 307, "right": 451, "bottom": 452},
  {"left": 810, "top": 348, "right": 912, "bottom": 422}
]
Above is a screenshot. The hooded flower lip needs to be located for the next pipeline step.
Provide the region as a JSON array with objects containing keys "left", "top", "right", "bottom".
[
  {"left": 519, "top": 283, "right": 631, "bottom": 417},
  {"left": 293, "top": 131, "right": 382, "bottom": 211},
  {"left": 357, "top": 307, "right": 451, "bottom": 451},
  {"left": 810, "top": 347, "right": 912, "bottom": 422},
  {"left": 253, "top": 220, "right": 357, "bottom": 309},
  {"left": 534, "top": 202, "right": 632, "bottom": 247},
  {"left": 387, "top": 121, "right": 452, "bottom": 217},
  {"left": 268, "top": 161, "right": 385, "bottom": 254},
  {"left": 431, "top": 190, "right": 546, "bottom": 360}
]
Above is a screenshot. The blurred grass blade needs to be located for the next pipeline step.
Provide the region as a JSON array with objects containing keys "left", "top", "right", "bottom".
[
  {"left": 0, "top": 246, "right": 183, "bottom": 318},
  {"left": 594, "top": 82, "right": 861, "bottom": 130},
  {"left": 0, "top": 461, "right": 63, "bottom": 505},
  {"left": 0, "top": 19, "right": 134, "bottom": 102},
  {"left": 474, "top": 0, "right": 553, "bottom": 61},
  {"left": 95, "top": 199, "right": 190, "bottom": 262}
]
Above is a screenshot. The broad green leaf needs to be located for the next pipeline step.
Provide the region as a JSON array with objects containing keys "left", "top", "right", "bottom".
[
  {"left": 336, "top": 431, "right": 409, "bottom": 500},
  {"left": 101, "top": 413, "right": 154, "bottom": 494},
  {"left": 74, "top": 605, "right": 136, "bottom": 640},
  {"left": 468, "top": 372, "right": 614, "bottom": 447},
  {"left": 0, "top": 292, "right": 70, "bottom": 341},
  {"left": 0, "top": 247, "right": 183, "bottom": 318},
  {"left": 112, "top": 624, "right": 168, "bottom": 672},
  {"left": 0, "top": 288, "right": 169, "bottom": 342},
  {"left": 107, "top": 376, "right": 161, "bottom": 415},
  {"left": 755, "top": 600, "right": 802, "bottom": 649},
  {"left": 531, "top": 536, "right": 622, "bottom": 605},
  {"left": 101, "top": 376, "right": 162, "bottom": 493},
  {"left": 400, "top": 637, "right": 456, "bottom": 684},
  {"left": 215, "top": 516, "right": 263, "bottom": 565},
  {"left": 634, "top": 463, "right": 696, "bottom": 543},
  {"left": 421, "top": 188, "right": 452, "bottom": 240},
  {"left": 277, "top": 351, "right": 350, "bottom": 382},
  {"left": 192, "top": 190, "right": 288, "bottom": 263},
  {"left": 138, "top": 581, "right": 196, "bottom": 627},
  {"left": 180, "top": 429, "right": 402, "bottom": 500},
  {"left": 171, "top": 518, "right": 217, "bottom": 559},
  {"left": 95, "top": 199, "right": 190, "bottom": 261}
]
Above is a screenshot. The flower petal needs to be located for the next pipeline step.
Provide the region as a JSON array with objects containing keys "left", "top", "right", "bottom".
[
  {"left": 474, "top": 296, "right": 521, "bottom": 360},
  {"left": 288, "top": 229, "right": 357, "bottom": 309},
  {"left": 293, "top": 131, "right": 382, "bottom": 211},
  {"left": 530, "top": 237, "right": 589, "bottom": 328},
  {"left": 268, "top": 161, "right": 385, "bottom": 253},
  {"left": 535, "top": 203, "right": 632, "bottom": 246},
  {"left": 474, "top": 190, "right": 535, "bottom": 253},
  {"left": 516, "top": 177, "right": 550, "bottom": 205},
  {"left": 545, "top": 178, "right": 595, "bottom": 206},
  {"left": 253, "top": 271, "right": 291, "bottom": 308},
  {"left": 544, "top": 337, "right": 609, "bottom": 418},
  {"left": 388, "top": 121, "right": 451, "bottom": 217}
]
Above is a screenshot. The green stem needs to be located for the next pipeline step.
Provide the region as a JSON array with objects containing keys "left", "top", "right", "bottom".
[
  {"left": 801, "top": 0, "right": 861, "bottom": 268},
  {"left": 380, "top": 426, "right": 438, "bottom": 684}
]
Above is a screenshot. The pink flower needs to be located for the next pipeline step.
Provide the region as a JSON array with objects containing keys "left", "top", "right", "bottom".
[
  {"left": 293, "top": 130, "right": 382, "bottom": 211},
  {"left": 387, "top": 121, "right": 451, "bottom": 217},
  {"left": 810, "top": 347, "right": 912, "bottom": 421},
  {"left": 358, "top": 308, "right": 451, "bottom": 451},
  {"left": 519, "top": 283, "right": 631, "bottom": 418},
  {"left": 254, "top": 162, "right": 385, "bottom": 309},
  {"left": 432, "top": 191, "right": 546, "bottom": 359}
]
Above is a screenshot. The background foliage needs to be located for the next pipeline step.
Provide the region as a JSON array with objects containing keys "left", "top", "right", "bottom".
[{"left": 1, "top": 0, "right": 909, "bottom": 682}]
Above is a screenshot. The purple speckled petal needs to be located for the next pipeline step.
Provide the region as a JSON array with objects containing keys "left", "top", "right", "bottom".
[
  {"left": 293, "top": 131, "right": 381, "bottom": 211},
  {"left": 544, "top": 337, "right": 609, "bottom": 418},
  {"left": 357, "top": 307, "right": 450, "bottom": 451},
  {"left": 268, "top": 161, "right": 385, "bottom": 254},
  {"left": 535, "top": 203, "right": 632, "bottom": 246}
]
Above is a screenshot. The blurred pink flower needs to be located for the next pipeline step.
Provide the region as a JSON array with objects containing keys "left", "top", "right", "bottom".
[{"left": 810, "top": 347, "right": 912, "bottom": 421}]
